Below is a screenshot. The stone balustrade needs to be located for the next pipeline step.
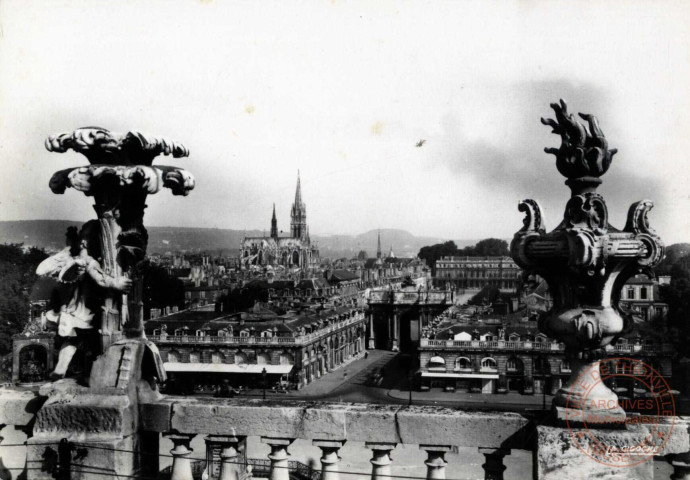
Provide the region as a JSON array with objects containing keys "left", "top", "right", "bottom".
[
  {"left": 149, "top": 314, "right": 364, "bottom": 347},
  {"left": 2, "top": 391, "right": 690, "bottom": 479},
  {"left": 420, "top": 338, "right": 566, "bottom": 351},
  {"left": 368, "top": 290, "right": 453, "bottom": 305},
  {"left": 141, "top": 398, "right": 531, "bottom": 480},
  {"left": 419, "top": 338, "right": 673, "bottom": 354}
]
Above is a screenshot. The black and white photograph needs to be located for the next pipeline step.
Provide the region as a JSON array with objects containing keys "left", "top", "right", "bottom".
[{"left": 0, "top": 1, "right": 689, "bottom": 479}]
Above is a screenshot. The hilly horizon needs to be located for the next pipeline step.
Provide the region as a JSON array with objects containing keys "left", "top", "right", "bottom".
[{"left": 0, "top": 220, "right": 480, "bottom": 259}]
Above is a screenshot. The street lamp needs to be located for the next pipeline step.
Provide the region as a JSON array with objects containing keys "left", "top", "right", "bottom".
[{"left": 262, "top": 367, "right": 267, "bottom": 400}]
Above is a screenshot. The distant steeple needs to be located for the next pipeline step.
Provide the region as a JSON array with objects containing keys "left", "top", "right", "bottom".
[
  {"left": 290, "top": 171, "right": 308, "bottom": 241},
  {"left": 294, "top": 170, "right": 302, "bottom": 206},
  {"left": 389, "top": 245, "right": 395, "bottom": 259},
  {"left": 376, "top": 231, "right": 382, "bottom": 259},
  {"left": 270, "top": 203, "right": 278, "bottom": 238}
]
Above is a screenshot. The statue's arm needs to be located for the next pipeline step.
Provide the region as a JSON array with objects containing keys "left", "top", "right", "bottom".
[
  {"left": 86, "top": 259, "right": 132, "bottom": 292},
  {"left": 36, "top": 248, "right": 70, "bottom": 277}
]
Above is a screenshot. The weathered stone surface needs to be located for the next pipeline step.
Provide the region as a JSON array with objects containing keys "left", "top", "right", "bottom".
[
  {"left": 301, "top": 403, "right": 350, "bottom": 440},
  {"left": 35, "top": 391, "right": 135, "bottom": 436},
  {"left": 0, "top": 388, "right": 46, "bottom": 426},
  {"left": 396, "top": 406, "right": 529, "bottom": 448},
  {"left": 140, "top": 396, "right": 176, "bottom": 432},
  {"left": 170, "top": 398, "right": 309, "bottom": 437},
  {"left": 654, "top": 415, "right": 690, "bottom": 455},
  {"left": 335, "top": 403, "right": 402, "bottom": 443},
  {"left": 536, "top": 425, "right": 653, "bottom": 480},
  {"left": 143, "top": 398, "right": 531, "bottom": 447}
]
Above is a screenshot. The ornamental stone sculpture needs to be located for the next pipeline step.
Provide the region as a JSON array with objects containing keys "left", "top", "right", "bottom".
[
  {"left": 511, "top": 100, "right": 663, "bottom": 424},
  {"left": 39, "top": 127, "right": 195, "bottom": 388}
]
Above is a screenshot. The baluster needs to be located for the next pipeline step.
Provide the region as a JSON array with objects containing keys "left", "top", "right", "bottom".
[
  {"left": 206, "top": 433, "right": 244, "bottom": 480},
  {"left": 165, "top": 432, "right": 196, "bottom": 480},
  {"left": 667, "top": 452, "right": 690, "bottom": 480},
  {"left": 261, "top": 436, "right": 294, "bottom": 480},
  {"left": 366, "top": 442, "right": 396, "bottom": 480},
  {"left": 420, "top": 445, "right": 451, "bottom": 479},
  {"left": 313, "top": 439, "right": 345, "bottom": 480},
  {"left": 479, "top": 448, "right": 509, "bottom": 480}
]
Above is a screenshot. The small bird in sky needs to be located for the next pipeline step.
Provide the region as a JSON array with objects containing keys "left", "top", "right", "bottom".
[{"left": 415, "top": 139, "right": 426, "bottom": 148}]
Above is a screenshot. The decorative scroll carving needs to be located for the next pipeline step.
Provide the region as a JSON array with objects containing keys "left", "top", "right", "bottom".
[
  {"left": 565, "top": 228, "right": 598, "bottom": 272},
  {"left": 564, "top": 194, "right": 608, "bottom": 234},
  {"left": 45, "top": 127, "right": 189, "bottom": 165},
  {"left": 541, "top": 99, "right": 617, "bottom": 180},
  {"left": 517, "top": 199, "right": 545, "bottom": 233},
  {"left": 625, "top": 200, "right": 656, "bottom": 236},
  {"left": 49, "top": 164, "right": 195, "bottom": 197},
  {"left": 624, "top": 200, "right": 664, "bottom": 267}
]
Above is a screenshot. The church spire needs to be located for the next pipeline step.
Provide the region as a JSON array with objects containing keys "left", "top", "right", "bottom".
[
  {"left": 294, "top": 170, "right": 302, "bottom": 206},
  {"left": 270, "top": 203, "right": 278, "bottom": 238},
  {"left": 290, "top": 171, "right": 308, "bottom": 241}
]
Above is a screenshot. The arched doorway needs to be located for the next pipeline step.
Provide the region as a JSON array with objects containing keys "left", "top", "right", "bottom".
[{"left": 292, "top": 251, "right": 300, "bottom": 266}]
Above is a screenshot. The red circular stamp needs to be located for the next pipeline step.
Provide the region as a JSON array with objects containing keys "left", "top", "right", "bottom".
[{"left": 565, "top": 357, "right": 676, "bottom": 467}]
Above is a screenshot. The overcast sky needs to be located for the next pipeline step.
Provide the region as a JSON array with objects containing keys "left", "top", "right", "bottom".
[{"left": 1, "top": 1, "right": 689, "bottom": 243}]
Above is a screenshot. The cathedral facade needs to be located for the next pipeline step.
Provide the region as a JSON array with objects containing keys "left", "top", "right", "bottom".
[{"left": 240, "top": 173, "right": 319, "bottom": 272}]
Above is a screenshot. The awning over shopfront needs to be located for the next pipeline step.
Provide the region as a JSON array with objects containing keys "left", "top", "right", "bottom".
[
  {"left": 164, "top": 363, "right": 294, "bottom": 374},
  {"left": 421, "top": 372, "right": 499, "bottom": 379}
]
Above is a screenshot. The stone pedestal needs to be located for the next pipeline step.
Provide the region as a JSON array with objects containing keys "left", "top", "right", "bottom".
[
  {"left": 535, "top": 425, "right": 653, "bottom": 480},
  {"left": 26, "top": 339, "right": 163, "bottom": 480},
  {"left": 554, "top": 405, "right": 627, "bottom": 429}
]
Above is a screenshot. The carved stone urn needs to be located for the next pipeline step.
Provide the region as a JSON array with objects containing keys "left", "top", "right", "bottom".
[{"left": 510, "top": 100, "right": 664, "bottom": 424}]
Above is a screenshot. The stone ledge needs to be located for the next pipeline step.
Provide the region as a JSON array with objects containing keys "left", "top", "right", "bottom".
[
  {"left": 0, "top": 388, "right": 46, "bottom": 426},
  {"left": 141, "top": 397, "right": 529, "bottom": 448}
]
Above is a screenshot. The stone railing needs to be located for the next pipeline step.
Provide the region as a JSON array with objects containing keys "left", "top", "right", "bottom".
[
  {"left": 420, "top": 339, "right": 566, "bottom": 351},
  {"left": 420, "top": 339, "right": 674, "bottom": 355},
  {"left": 148, "top": 314, "right": 365, "bottom": 347},
  {"left": 3, "top": 389, "right": 690, "bottom": 479},
  {"left": 141, "top": 398, "right": 532, "bottom": 480},
  {"left": 368, "top": 290, "right": 453, "bottom": 305}
]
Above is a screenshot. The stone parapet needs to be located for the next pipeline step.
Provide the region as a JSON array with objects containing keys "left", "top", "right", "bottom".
[
  {"left": 0, "top": 388, "right": 46, "bottom": 427},
  {"left": 140, "top": 398, "right": 530, "bottom": 448}
]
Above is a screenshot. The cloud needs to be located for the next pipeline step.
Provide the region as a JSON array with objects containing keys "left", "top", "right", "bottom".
[{"left": 433, "top": 78, "right": 668, "bottom": 230}]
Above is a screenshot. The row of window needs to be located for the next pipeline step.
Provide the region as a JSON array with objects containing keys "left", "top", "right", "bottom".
[
  {"left": 166, "top": 351, "right": 295, "bottom": 365},
  {"left": 438, "top": 271, "right": 521, "bottom": 279},
  {"left": 428, "top": 356, "right": 569, "bottom": 372}
]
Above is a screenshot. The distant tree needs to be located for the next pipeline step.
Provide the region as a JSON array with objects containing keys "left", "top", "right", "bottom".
[
  {"left": 357, "top": 250, "right": 368, "bottom": 261},
  {"left": 418, "top": 241, "right": 459, "bottom": 276},
  {"left": 468, "top": 285, "right": 500, "bottom": 306},
  {"left": 660, "top": 256, "right": 690, "bottom": 356},
  {"left": 473, "top": 238, "right": 509, "bottom": 257},
  {"left": 0, "top": 244, "right": 48, "bottom": 355},
  {"left": 143, "top": 264, "right": 185, "bottom": 319},
  {"left": 655, "top": 243, "right": 690, "bottom": 276},
  {"left": 418, "top": 238, "right": 510, "bottom": 276}
]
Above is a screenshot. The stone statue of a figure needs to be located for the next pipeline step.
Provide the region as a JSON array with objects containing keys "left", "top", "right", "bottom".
[{"left": 37, "top": 222, "right": 131, "bottom": 379}]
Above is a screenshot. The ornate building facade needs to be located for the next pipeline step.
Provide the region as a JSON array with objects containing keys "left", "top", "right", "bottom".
[
  {"left": 240, "top": 173, "right": 319, "bottom": 272},
  {"left": 435, "top": 256, "right": 521, "bottom": 291}
]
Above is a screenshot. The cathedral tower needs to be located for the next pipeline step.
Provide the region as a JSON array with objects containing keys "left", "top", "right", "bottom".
[
  {"left": 290, "top": 171, "right": 309, "bottom": 241},
  {"left": 270, "top": 203, "right": 278, "bottom": 239}
]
